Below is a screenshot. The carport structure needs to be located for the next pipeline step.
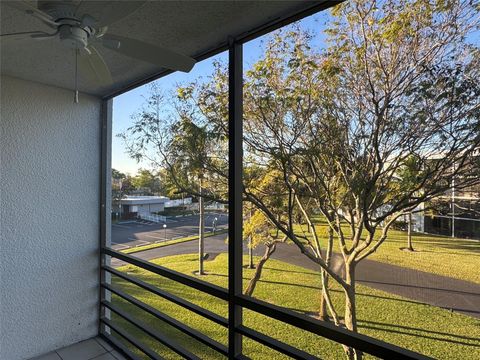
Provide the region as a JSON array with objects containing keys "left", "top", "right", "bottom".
[{"left": 1, "top": 1, "right": 430, "bottom": 359}]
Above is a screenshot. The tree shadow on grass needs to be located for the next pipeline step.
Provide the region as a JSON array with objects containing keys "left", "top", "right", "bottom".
[
  {"left": 385, "top": 233, "right": 480, "bottom": 253},
  {"left": 357, "top": 279, "right": 480, "bottom": 297},
  {"left": 205, "top": 272, "right": 323, "bottom": 291},
  {"left": 357, "top": 319, "right": 480, "bottom": 347},
  {"left": 286, "top": 306, "right": 480, "bottom": 348},
  {"left": 205, "top": 271, "right": 480, "bottom": 309}
]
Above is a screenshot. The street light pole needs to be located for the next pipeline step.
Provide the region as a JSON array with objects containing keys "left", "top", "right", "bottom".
[{"left": 451, "top": 162, "right": 456, "bottom": 238}]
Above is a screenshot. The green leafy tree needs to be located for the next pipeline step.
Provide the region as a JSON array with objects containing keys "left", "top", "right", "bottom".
[
  {"left": 242, "top": 4, "right": 480, "bottom": 358},
  {"left": 119, "top": 79, "right": 228, "bottom": 275},
  {"left": 132, "top": 169, "right": 161, "bottom": 195},
  {"left": 112, "top": 168, "right": 126, "bottom": 181},
  {"left": 111, "top": 168, "right": 127, "bottom": 215},
  {"left": 243, "top": 210, "right": 287, "bottom": 296},
  {"left": 168, "top": 116, "right": 210, "bottom": 274}
]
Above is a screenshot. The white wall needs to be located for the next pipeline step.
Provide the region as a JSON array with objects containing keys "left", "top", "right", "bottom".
[
  {"left": 165, "top": 198, "right": 192, "bottom": 208},
  {"left": 0, "top": 76, "right": 102, "bottom": 359}
]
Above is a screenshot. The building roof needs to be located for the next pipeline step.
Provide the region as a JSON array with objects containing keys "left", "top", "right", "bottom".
[{"left": 120, "top": 195, "right": 168, "bottom": 205}]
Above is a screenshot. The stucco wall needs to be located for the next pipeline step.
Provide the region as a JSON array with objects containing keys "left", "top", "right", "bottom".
[{"left": 0, "top": 76, "right": 101, "bottom": 359}]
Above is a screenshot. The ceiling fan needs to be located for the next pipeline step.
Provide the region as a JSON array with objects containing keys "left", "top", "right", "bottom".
[{"left": 1, "top": 1, "right": 196, "bottom": 101}]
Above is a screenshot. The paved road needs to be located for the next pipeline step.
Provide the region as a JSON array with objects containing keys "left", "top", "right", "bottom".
[
  {"left": 111, "top": 233, "right": 480, "bottom": 319},
  {"left": 111, "top": 213, "right": 228, "bottom": 250}
]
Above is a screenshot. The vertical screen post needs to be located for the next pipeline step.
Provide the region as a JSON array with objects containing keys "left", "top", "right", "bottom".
[{"left": 228, "top": 39, "right": 243, "bottom": 358}]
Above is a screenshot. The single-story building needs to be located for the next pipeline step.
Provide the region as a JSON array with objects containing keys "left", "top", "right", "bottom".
[{"left": 119, "top": 195, "right": 168, "bottom": 218}]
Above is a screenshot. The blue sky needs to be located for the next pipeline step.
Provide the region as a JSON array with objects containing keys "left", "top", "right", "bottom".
[
  {"left": 112, "top": 8, "right": 479, "bottom": 175},
  {"left": 112, "top": 12, "right": 328, "bottom": 175}
]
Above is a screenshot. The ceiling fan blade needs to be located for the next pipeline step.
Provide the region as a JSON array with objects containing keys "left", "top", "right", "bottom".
[
  {"left": 78, "top": 46, "right": 113, "bottom": 85},
  {"left": 75, "top": 1, "right": 147, "bottom": 27},
  {"left": 101, "top": 34, "right": 196, "bottom": 72},
  {"left": 5, "top": 1, "right": 58, "bottom": 28},
  {"left": 0, "top": 31, "right": 53, "bottom": 42}
]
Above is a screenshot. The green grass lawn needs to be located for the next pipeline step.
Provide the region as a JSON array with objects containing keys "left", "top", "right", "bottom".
[
  {"left": 110, "top": 254, "right": 480, "bottom": 359},
  {"left": 294, "top": 219, "right": 480, "bottom": 284},
  {"left": 121, "top": 230, "right": 228, "bottom": 254}
]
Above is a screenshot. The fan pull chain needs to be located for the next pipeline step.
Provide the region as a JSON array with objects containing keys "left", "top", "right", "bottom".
[{"left": 74, "top": 49, "right": 79, "bottom": 104}]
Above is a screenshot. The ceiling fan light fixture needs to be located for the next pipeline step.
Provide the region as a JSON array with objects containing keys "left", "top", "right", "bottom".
[
  {"left": 58, "top": 25, "right": 90, "bottom": 49},
  {"left": 2, "top": 0, "right": 197, "bottom": 94}
]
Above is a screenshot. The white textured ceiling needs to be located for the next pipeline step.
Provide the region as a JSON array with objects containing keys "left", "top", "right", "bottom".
[{"left": 0, "top": 1, "right": 333, "bottom": 97}]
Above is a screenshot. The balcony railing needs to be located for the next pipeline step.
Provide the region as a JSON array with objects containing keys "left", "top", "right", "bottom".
[{"left": 99, "top": 247, "right": 432, "bottom": 360}]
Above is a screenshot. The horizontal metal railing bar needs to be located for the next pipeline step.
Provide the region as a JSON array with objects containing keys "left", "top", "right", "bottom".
[
  {"left": 236, "top": 295, "right": 433, "bottom": 360},
  {"left": 103, "top": 247, "right": 229, "bottom": 301},
  {"left": 99, "top": 331, "right": 141, "bottom": 360},
  {"left": 236, "top": 325, "right": 320, "bottom": 360},
  {"left": 102, "top": 248, "right": 431, "bottom": 359},
  {"left": 103, "top": 265, "right": 228, "bottom": 327},
  {"left": 101, "top": 317, "right": 164, "bottom": 360},
  {"left": 103, "top": 282, "right": 229, "bottom": 357},
  {"left": 103, "top": 301, "right": 201, "bottom": 360}
]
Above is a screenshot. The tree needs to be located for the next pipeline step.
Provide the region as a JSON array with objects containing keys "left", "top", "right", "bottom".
[
  {"left": 132, "top": 169, "right": 161, "bottom": 195},
  {"left": 242, "top": 168, "right": 292, "bottom": 295},
  {"left": 112, "top": 168, "right": 127, "bottom": 216},
  {"left": 395, "top": 155, "right": 426, "bottom": 251},
  {"left": 242, "top": 29, "right": 342, "bottom": 324},
  {"left": 243, "top": 209, "right": 287, "bottom": 296},
  {"left": 157, "top": 168, "right": 183, "bottom": 199},
  {"left": 112, "top": 173, "right": 136, "bottom": 219},
  {"left": 119, "top": 80, "right": 228, "bottom": 275},
  {"left": 169, "top": 116, "right": 210, "bottom": 275},
  {"left": 112, "top": 168, "right": 126, "bottom": 181},
  {"left": 241, "top": 3, "right": 480, "bottom": 358}
]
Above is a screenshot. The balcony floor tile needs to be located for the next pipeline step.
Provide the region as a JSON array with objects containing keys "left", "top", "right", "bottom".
[
  {"left": 56, "top": 338, "right": 106, "bottom": 360},
  {"left": 29, "top": 337, "right": 127, "bottom": 360},
  {"left": 30, "top": 352, "right": 62, "bottom": 360}
]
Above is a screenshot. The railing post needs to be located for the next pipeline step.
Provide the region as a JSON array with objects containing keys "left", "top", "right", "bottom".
[{"left": 228, "top": 38, "right": 243, "bottom": 358}]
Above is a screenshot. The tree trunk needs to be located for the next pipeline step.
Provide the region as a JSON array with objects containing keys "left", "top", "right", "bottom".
[
  {"left": 248, "top": 208, "right": 254, "bottom": 269},
  {"left": 344, "top": 262, "right": 362, "bottom": 360},
  {"left": 198, "top": 179, "right": 205, "bottom": 275},
  {"left": 248, "top": 236, "right": 255, "bottom": 269},
  {"left": 318, "top": 269, "right": 329, "bottom": 321},
  {"left": 244, "top": 243, "right": 276, "bottom": 296},
  {"left": 407, "top": 212, "right": 414, "bottom": 251},
  {"left": 319, "top": 225, "right": 338, "bottom": 323}
]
